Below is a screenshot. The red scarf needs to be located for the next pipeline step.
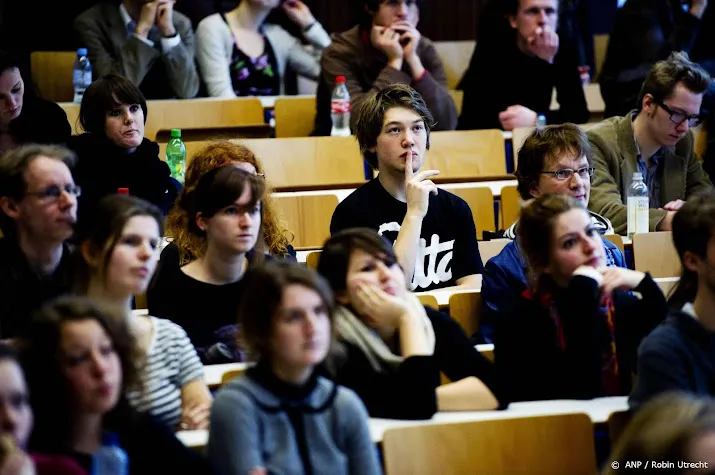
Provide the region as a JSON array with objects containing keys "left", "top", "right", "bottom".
[{"left": 522, "top": 288, "right": 620, "bottom": 396}]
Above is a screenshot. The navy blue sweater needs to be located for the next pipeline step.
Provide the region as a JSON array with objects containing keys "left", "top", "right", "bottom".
[{"left": 630, "top": 308, "right": 715, "bottom": 409}]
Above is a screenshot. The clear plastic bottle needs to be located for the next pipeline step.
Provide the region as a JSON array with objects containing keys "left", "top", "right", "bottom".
[
  {"left": 166, "top": 129, "right": 186, "bottom": 183},
  {"left": 73, "top": 48, "right": 92, "bottom": 104},
  {"left": 627, "top": 171, "right": 649, "bottom": 238},
  {"left": 92, "top": 432, "right": 128, "bottom": 475},
  {"left": 330, "top": 76, "right": 351, "bottom": 137}
]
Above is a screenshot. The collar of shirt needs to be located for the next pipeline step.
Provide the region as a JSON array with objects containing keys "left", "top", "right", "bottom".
[{"left": 119, "top": 3, "right": 136, "bottom": 35}]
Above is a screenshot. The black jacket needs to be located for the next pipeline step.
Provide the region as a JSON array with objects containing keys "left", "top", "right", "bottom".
[
  {"left": 329, "top": 307, "right": 501, "bottom": 420},
  {"left": 458, "top": 38, "right": 589, "bottom": 130},
  {"left": 69, "top": 133, "right": 178, "bottom": 229},
  {"left": 9, "top": 98, "right": 71, "bottom": 147},
  {"left": 495, "top": 274, "right": 666, "bottom": 403},
  {"left": 630, "top": 308, "right": 715, "bottom": 409}
]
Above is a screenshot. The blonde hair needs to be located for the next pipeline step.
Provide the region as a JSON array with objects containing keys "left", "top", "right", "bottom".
[
  {"left": 165, "top": 141, "right": 293, "bottom": 264},
  {"left": 605, "top": 392, "right": 715, "bottom": 474}
]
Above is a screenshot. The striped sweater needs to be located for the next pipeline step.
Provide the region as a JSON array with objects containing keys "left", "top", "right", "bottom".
[{"left": 127, "top": 316, "right": 204, "bottom": 429}]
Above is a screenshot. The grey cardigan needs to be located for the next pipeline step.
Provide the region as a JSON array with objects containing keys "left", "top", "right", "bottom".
[
  {"left": 74, "top": 1, "right": 200, "bottom": 99},
  {"left": 195, "top": 13, "right": 331, "bottom": 97},
  {"left": 207, "top": 370, "right": 381, "bottom": 475}
]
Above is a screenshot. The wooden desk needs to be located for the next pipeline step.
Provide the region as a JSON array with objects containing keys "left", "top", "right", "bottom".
[
  {"left": 204, "top": 363, "right": 250, "bottom": 389},
  {"left": 176, "top": 396, "right": 628, "bottom": 449},
  {"left": 415, "top": 285, "right": 481, "bottom": 309}
]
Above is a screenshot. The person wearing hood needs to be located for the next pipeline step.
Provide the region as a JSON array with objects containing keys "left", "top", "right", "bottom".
[{"left": 68, "top": 73, "right": 178, "bottom": 232}]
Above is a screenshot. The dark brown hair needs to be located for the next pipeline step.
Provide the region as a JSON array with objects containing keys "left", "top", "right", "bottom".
[
  {"left": 355, "top": 84, "right": 434, "bottom": 169},
  {"left": 515, "top": 124, "right": 593, "bottom": 201},
  {"left": 166, "top": 141, "right": 292, "bottom": 264},
  {"left": 317, "top": 228, "right": 398, "bottom": 294},
  {"left": 183, "top": 165, "right": 266, "bottom": 258},
  {"left": 20, "top": 296, "right": 138, "bottom": 452},
  {"left": 668, "top": 190, "right": 715, "bottom": 308},
  {"left": 79, "top": 74, "right": 148, "bottom": 135},
  {"left": 605, "top": 392, "right": 715, "bottom": 475},
  {"left": 0, "top": 144, "right": 77, "bottom": 235},
  {"left": 75, "top": 194, "right": 164, "bottom": 292},
  {"left": 637, "top": 52, "right": 711, "bottom": 112},
  {"left": 238, "top": 261, "right": 335, "bottom": 361},
  {"left": 517, "top": 194, "right": 585, "bottom": 288}
]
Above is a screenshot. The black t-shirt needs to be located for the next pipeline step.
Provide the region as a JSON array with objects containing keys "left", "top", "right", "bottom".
[
  {"left": 330, "top": 178, "right": 483, "bottom": 291},
  {"left": 147, "top": 244, "right": 255, "bottom": 363},
  {"left": 0, "top": 239, "right": 75, "bottom": 338}
]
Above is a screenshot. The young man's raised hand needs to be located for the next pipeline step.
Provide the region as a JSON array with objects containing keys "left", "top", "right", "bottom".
[{"left": 404, "top": 153, "right": 439, "bottom": 218}]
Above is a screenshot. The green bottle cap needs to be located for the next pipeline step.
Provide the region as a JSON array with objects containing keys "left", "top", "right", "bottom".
[{"left": 170, "top": 129, "right": 181, "bottom": 138}]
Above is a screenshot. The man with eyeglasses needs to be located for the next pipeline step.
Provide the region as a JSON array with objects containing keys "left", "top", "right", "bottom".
[
  {"left": 473, "top": 124, "right": 626, "bottom": 344},
  {"left": 588, "top": 52, "right": 713, "bottom": 235},
  {"left": 0, "top": 145, "right": 79, "bottom": 338}
]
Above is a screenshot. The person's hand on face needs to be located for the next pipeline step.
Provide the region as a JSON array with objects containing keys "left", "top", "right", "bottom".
[
  {"left": 392, "top": 20, "right": 421, "bottom": 60},
  {"left": 404, "top": 153, "right": 439, "bottom": 218},
  {"left": 371, "top": 25, "right": 404, "bottom": 63},
  {"left": 663, "top": 199, "right": 686, "bottom": 212},
  {"left": 351, "top": 282, "right": 408, "bottom": 329},
  {"left": 281, "top": 0, "right": 316, "bottom": 29},
  {"left": 155, "top": 0, "right": 177, "bottom": 37},
  {"left": 136, "top": 1, "right": 160, "bottom": 37},
  {"left": 498, "top": 105, "right": 538, "bottom": 131},
  {"left": 527, "top": 26, "right": 559, "bottom": 63}
]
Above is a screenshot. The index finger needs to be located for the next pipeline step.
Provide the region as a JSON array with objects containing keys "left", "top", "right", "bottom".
[{"left": 405, "top": 153, "right": 414, "bottom": 180}]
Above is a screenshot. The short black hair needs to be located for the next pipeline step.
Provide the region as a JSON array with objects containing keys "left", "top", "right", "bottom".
[
  {"left": 355, "top": 84, "right": 434, "bottom": 170},
  {"left": 356, "top": 0, "right": 425, "bottom": 27},
  {"left": 317, "top": 228, "right": 397, "bottom": 294},
  {"left": 0, "top": 50, "right": 21, "bottom": 76},
  {"left": 79, "top": 74, "right": 148, "bottom": 135}
]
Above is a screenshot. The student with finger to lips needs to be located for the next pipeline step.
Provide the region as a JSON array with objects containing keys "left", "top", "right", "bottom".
[{"left": 329, "top": 85, "right": 482, "bottom": 292}]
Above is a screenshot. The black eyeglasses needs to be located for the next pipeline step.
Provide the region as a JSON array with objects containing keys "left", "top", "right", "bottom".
[
  {"left": 540, "top": 167, "right": 594, "bottom": 181},
  {"left": 656, "top": 101, "right": 703, "bottom": 127},
  {"left": 25, "top": 185, "right": 82, "bottom": 200}
]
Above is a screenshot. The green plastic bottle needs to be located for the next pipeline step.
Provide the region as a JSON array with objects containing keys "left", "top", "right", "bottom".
[{"left": 166, "top": 129, "right": 186, "bottom": 183}]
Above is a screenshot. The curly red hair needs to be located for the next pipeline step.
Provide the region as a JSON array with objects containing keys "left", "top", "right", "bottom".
[{"left": 166, "top": 141, "right": 293, "bottom": 264}]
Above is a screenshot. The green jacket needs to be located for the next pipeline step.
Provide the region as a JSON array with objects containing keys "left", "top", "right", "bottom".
[{"left": 586, "top": 114, "right": 712, "bottom": 235}]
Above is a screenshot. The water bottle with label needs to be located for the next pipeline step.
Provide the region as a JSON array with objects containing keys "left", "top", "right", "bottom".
[
  {"left": 73, "top": 48, "right": 92, "bottom": 104},
  {"left": 330, "top": 76, "right": 351, "bottom": 137},
  {"left": 92, "top": 432, "right": 128, "bottom": 475},
  {"left": 627, "top": 172, "right": 649, "bottom": 238},
  {"left": 166, "top": 129, "right": 186, "bottom": 183}
]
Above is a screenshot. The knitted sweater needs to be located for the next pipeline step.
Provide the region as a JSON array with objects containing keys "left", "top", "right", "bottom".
[{"left": 207, "top": 364, "right": 381, "bottom": 475}]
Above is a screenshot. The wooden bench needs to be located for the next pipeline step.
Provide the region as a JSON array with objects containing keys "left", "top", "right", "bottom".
[
  {"left": 274, "top": 96, "right": 317, "bottom": 138},
  {"left": 31, "top": 51, "right": 75, "bottom": 102},
  {"left": 272, "top": 194, "right": 338, "bottom": 249},
  {"left": 425, "top": 130, "right": 509, "bottom": 181},
  {"left": 632, "top": 231, "right": 681, "bottom": 278},
  {"left": 382, "top": 413, "right": 597, "bottom": 475}
]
